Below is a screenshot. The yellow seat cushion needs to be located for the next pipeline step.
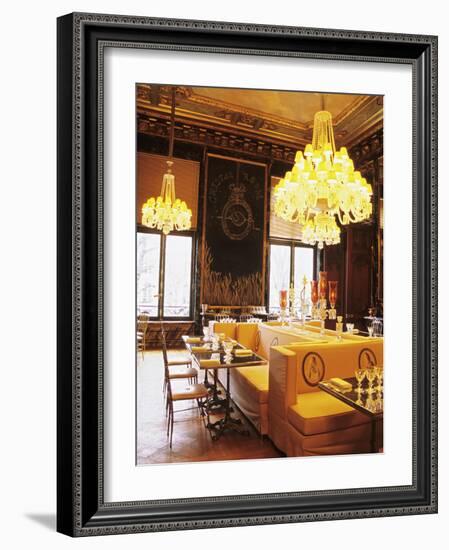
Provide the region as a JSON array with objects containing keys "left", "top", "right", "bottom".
[
  {"left": 232, "top": 365, "right": 269, "bottom": 403},
  {"left": 168, "top": 367, "right": 197, "bottom": 379},
  {"left": 288, "top": 391, "right": 370, "bottom": 436},
  {"left": 172, "top": 383, "right": 209, "bottom": 400}
]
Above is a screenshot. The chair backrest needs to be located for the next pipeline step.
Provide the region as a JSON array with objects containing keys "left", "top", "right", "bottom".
[
  {"left": 160, "top": 323, "right": 169, "bottom": 374},
  {"left": 215, "top": 314, "right": 233, "bottom": 323},
  {"left": 137, "top": 318, "right": 149, "bottom": 335},
  {"left": 239, "top": 314, "right": 253, "bottom": 323}
]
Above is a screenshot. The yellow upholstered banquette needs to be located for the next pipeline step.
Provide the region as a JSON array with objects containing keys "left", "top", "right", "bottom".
[
  {"left": 268, "top": 339, "right": 383, "bottom": 455},
  {"left": 212, "top": 322, "right": 319, "bottom": 435}
]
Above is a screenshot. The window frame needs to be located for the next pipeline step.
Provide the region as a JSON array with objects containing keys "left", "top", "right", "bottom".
[
  {"left": 137, "top": 224, "right": 196, "bottom": 321},
  {"left": 268, "top": 237, "right": 316, "bottom": 311}
]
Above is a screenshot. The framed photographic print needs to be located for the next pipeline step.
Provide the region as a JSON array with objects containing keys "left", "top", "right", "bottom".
[{"left": 57, "top": 12, "right": 438, "bottom": 536}]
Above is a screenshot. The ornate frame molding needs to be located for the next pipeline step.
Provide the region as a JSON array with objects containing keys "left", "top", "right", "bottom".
[{"left": 57, "top": 12, "right": 437, "bottom": 536}]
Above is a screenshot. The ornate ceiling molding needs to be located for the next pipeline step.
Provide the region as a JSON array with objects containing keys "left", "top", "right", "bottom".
[{"left": 137, "top": 84, "right": 383, "bottom": 159}]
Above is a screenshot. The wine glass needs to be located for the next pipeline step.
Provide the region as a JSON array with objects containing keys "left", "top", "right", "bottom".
[
  {"left": 222, "top": 339, "right": 234, "bottom": 360},
  {"left": 372, "top": 318, "right": 383, "bottom": 337},
  {"left": 355, "top": 367, "right": 365, "bottom": 394},
  {"left": 211, "top": 333, "right": 220, "bottom": 351},
  {"left": 366, "top": 366, "right": 376, "bottom": 394},
  {"left": 374, "top": 365, "right": 383, "bottom": 393}
]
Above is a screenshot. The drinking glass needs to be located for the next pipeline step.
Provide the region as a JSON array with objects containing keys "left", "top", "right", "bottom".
[
  {"left": 328, "top": 281, "right": 338, "bottom": 309},
  {"left": 368, "top": 326, "right": 374, "bottom": 337},
  {"left": 346, "top": 323, "right": 354, "bottom": 334},
  {"left": 202, "top": 326, "right": 210, "bottom": 341},
  {"left": 366, "top": 367, "right": 376, "bottom": 394},
  {"left": 365, "top": 395, "right": 375, "bottom": 413},
  {"left": 223, "top": 339, "right": 234, "bottom": 358},
  {"left": 318, "top": 271, "right": 327, "bottom": 300},
  {"left": 372, "top": 318, "right": 383, "bottom": 337},
  {"left": 355, "top": 367, "right": 365, "bottom": 394},
  {"left": 374, "top": 365, "right": 383, "bottom": 393},
  {"left": 211, "top": 333, "right": 220, "bottom": 351},
  {"left": 310, "top": 280, "right": 319, "bottom": 319}
]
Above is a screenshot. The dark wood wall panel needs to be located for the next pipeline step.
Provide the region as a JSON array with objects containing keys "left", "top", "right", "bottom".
[
  {"left": 345, "top": 226, "right": 375, "bottom": 318},
  {"left": 323, "top": 235, "right": 346, "bottom": 315}
]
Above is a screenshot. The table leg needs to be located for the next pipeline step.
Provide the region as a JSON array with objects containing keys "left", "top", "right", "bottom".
[
  {"left": 207, "top": 368, "right": 250, "bottom": 441},
  {"left": 204, "top": 370, "right": 227, "bottom": 412}
]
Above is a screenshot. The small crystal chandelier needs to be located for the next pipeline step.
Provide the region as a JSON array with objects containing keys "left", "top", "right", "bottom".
[
  {"left": 273, "top": 107, "right": 373, "bottom": 249},
  {"left": 141, "top": 88, "right": 192, "bottom": 235}
]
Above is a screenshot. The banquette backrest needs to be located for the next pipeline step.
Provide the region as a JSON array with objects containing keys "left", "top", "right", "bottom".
[
  {"left": 293, "top": 339, "right": 384, "bottom": 395},
  {"left": 212, "top": 322, "right": 237, "bottom": 339},
  {"left": 269, "top": 338, "right": 384, "bottom": 415},
  {"left": 299, "top": 322, "right": 369, "bottom": 341},
  {"left": 255, "top": 323, "right": 317, "bottom": 359},
  {"left": 212, "top": 322, "right": 259, "bottom": 351}
]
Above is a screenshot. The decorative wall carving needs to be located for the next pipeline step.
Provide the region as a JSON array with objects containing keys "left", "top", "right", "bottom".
[
  {"left": 137, "top": 114, "right": 297, "bottom": 162},
  {"left": 137, "top": 84, "right": 382, "bottom": 149}
]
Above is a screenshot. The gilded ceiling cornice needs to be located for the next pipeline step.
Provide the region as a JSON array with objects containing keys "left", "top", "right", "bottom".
[{"left": 137, "top": 84, "right": 383, "bottom": 152}]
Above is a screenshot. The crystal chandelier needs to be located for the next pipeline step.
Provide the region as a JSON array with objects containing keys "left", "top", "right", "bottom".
[
  {"left": 273, "top": 109, "right": 373, "bottom": 249},
  {"left": 141, "top": 88, "right": 192, "bottom": 235}
]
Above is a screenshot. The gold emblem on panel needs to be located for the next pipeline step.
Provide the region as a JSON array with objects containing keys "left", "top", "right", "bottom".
[
  {"left": 358, "top": 348, "right": 377, "bottom": 369},
  {"left": 220, "top": 182, "right": 254, "bottom": 241},
  {"left": 302, "top": 352, "right": 326, "bottom": 387}
]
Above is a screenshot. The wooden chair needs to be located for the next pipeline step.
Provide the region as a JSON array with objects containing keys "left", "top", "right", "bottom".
[
  {"left": 164, "top": 361, "right": 209, "bottom": 449},
  {"left": 160, "top": 324, "right": 198, "bottom": 399},
  {"left": 215, "top": 313, "right": 233, "bottom": 322},
  {"left": 137, "top": 316, "right": 149, "bottom": 359},
  {"left": 239, "top": 314, "right": 254, "bottom": 323}
]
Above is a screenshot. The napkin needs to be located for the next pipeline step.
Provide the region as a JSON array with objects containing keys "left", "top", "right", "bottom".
[
  {"left": 190, "top": 345, "right": 209, "bottom": 353},
  {"left": 234, "top": 349, "right": 253, "bottom": 357},
  {"left": 199, "top": 359, "right": 221, "bottom": 368},
  {"left": 329, "top": 377, "right": 352, "bottom": 391},
  {"left": 185, "top": 337, "right": 202, "bottom": 343}
]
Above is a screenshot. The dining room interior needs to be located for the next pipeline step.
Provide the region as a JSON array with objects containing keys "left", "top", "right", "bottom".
[{"left": 136, "top": 83, "right": 384, "bottom": 465}]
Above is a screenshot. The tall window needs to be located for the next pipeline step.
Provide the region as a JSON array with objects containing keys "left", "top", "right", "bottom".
[
  {"left": 268, "top": 241, "right": 315, "bottom": 312},
  {"left": 137, "top": 231, "right": 193, "bottom": 319},
  {"left": 137, "top": 233, "right": 161, "bottom": 317},
  {"left": 294, "top": 246, "right": 314, "bottom": 301},
  {"left": 163, "top": 235, "right": 193, "bottom": 317},
  {"left": 268, "top": 244, "right": 291, "bottom": 313}
]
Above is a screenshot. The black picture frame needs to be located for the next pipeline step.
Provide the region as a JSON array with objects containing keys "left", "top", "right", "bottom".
[{"left": 57, "top": 12, "right": 438, "bottom": 536}]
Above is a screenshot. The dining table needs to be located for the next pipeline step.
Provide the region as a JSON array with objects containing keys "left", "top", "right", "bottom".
[
  {"left": 182, "top": 335, "right": 268, "bottom": 440},
  {"left": 318, "top": 376, "right": 383, "bottom": 452}
]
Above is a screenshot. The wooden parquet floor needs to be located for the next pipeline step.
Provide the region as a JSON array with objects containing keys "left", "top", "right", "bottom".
[{"left": 137, "top": 350, "right": 283, "bottom": 465}]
